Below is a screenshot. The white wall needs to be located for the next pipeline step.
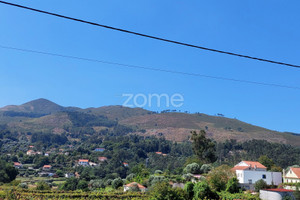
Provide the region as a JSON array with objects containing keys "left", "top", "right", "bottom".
[{"left": 236, "top": 170, "right": 282, "bottom": 185}]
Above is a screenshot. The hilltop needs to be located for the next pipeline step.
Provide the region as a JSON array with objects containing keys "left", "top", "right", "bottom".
[{"left": 0, "top": 98, "right": 299, "bottom": 146}]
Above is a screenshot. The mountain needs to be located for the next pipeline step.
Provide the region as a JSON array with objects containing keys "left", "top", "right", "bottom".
[
  {"left": 0, "top": 98, "right": 64, "bottom": 115},
  {"left": 0, "top": 98, "right": 299, "bottom": 146}
]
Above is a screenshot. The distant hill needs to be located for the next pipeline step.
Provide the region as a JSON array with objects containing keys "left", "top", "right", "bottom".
[
  {"left": 0, "top": 98, "right": 64, "bottom": 114},
  {"left": 0, "top": 98, "right": 299, "bottom": 146}
]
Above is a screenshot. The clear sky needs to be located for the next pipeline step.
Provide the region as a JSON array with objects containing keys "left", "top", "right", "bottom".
[{"left": 0, "top": 0, "right": 300, "bottom": 133}]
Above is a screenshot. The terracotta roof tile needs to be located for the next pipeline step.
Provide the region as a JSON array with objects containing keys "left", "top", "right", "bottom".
[{"left": 291, "top": 167, "right": 300, "bottom": 178}]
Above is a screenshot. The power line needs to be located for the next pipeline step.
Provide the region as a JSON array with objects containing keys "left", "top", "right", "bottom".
[
  {"left": 1, "top": 44, "right": 299, "bottom": 90},
  {"left": 0, "top": 1, "right": 299, "bottom": 69}
]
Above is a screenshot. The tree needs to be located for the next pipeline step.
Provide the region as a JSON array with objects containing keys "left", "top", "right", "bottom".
[
  {"left": 112, "top": 177, "right": 123, "bottom": 189},
  {"left": 207, "top": 165, "right": 235, "bottom": 191},
  {"left": 77, "top": 180, "right": 88, "bottom": 191},
  {"left": 254, "top": 179, "right": 267, "bottom": 192},
  {"left": 62, "top": 177, "right": 78, "bottom": 191},
  {"left": 225, "top": 177, "right": 240, "bottom": 193},
  {"left": 191, "top": 130, "right": 217, "bottom": 163},
  {"left": 56, "top": 170, "right": 64, "bottom": 177},
  {"left": 259, "top": 155, "right": 274, "bottom": 170},
  {"left": 183, "top": 163, "right": 200, "bottom": 174},
  {"left": 193, "top": 181, "right": 218, "bottom": 199},
  {"left": 184, "top": 182, "right": 194, "bottom": 199},
  {"left": 150, "top": 182, "right": 188, "bottom": 200},
  {"left": 200, "top": 164, "right": 212, "bottom": 174},
  {"left": 0, "top": 161, "right": 18, "bottom": 183}
]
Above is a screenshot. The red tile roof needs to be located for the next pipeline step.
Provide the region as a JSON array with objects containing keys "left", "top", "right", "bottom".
[
  {"left": 264, "top": 189, "right": 294, "bottom": 192},
  {"left": 243, "top": 161, "right": 267, "bottom": 169},
  {"left": 125, "top": 182, "right": 146, "bottom": 189},
  {"left": 14, "top": 162, "right": 21, "bottom": 166},
  {"left": 290, "top": 167, "right": 300, "bottom": 178},
  {"left": 156, "top": 152, "right": 162, "bottom": 154},
  {"left": 79, "top": 159, "right": 89, "bottom": 162},
  {"left": 43, "top": 165, "right": 51, "bottom": 168},
  {"left": 232, "top": 166, "right": 250, "bottom": 171}
]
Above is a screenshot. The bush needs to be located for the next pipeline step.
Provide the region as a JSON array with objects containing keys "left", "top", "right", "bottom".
[
  {"left": 184, "top": 182, "right": 194, "bottom": 199},
  {"left": 105, "top": 179, "right": 113, "bottom": 186},
  {"left": 225, "top": 177, "right": 240, "bottom": 193},
  {"left": 37, "top": 181, "right": 51, "bottom": 190},
  {"left": 89, "top": 179, "right": 105, "bottom": 189},
  {"left": 207, "top": 165, "right": 234, "bottom": 191},
  {"left": 18, "top": 183, "right": 28, "bottom": 189},
  {"left": 155, "top": 170, "right": 163, "bottom": 175},
  {"left": 193, "top": 181, "right": 218, "bottom": 200},
  {"left": 150, "top": 182, "right": 188, "bottom": 200},
  {"left": 254, "top": 179, "right": 267, "bottom": 192},
  {"left": 200, "top": 164, "right": 212, "bottom": 174},
  {"left": 62, "top": 177, "right": 79, "bottom": 191},
  {"left": 183, "top": 163, "right": 200, "bottom": 174},
  {"left": 112, "top": 177, "right": 123, "bottom": 189},
  {"left": 77, "top": 180, "right": 89, "bottom": 191},
  {"left": 149, "top": 175, "right": 166, "bottom": 186},
  {"left": 126, "top": 173, "right": 136, "bottom": 181}
]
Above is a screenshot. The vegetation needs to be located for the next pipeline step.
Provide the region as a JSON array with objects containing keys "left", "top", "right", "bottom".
[{"left": 0, "top": 98, "right": 299, "bottom": 199}]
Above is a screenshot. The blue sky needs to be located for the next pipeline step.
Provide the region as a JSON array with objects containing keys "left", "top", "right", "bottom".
[{"left": 0, "top": 0, "right": 300, "bottom": 133}]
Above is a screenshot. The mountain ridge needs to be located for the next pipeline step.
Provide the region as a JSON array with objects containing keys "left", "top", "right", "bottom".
[{"left": 0, "top": 98, "right": 299, "bottom": 146}]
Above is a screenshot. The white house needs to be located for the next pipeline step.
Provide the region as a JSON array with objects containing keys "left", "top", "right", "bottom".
[
  {"left": 232, "top": 161, "right": 282, "bottom": 188},
  {"left": 283, "top": 167, "right": 300, "bottom": 184},
  {"left": 13, "top": 162, "right": 23, "bottom": 169},
  {"left": 78, "top": 159, "right": 89, "bottom": 166}
]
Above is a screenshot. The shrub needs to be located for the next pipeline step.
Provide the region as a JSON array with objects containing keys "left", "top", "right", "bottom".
[
  {"left": 207, "top": 165, "right": 234, "bottom": 191},
  {"left": 254, "top": 179, "right": 267, "bottom": 192},
  {"left": 37, "top": 181, "right": 51, "bottom": 190},
  {"left": 126, "top": 173, "right": 136, "bottom": 181},
  {"left": 62, "top": 177, "right": 79, "bottom": 191},
  {"left": 150, "top": 182, "right": 187, "bottom": 200},
  {"left": 184, "top": 182, "right": 194, "bottom": 199},
  {"left": 200, "top": 164, "right": 212, "bottom": 174},
  {"left": 183, "top": 163, "right": 200, "bottom": 174},
  {"left": 112, "top": 177, "right": 123, "bottom": 189},
  {"left": 225, "top": 177, "right": 240, "bottom": 193},
  {"left": 77, "top": 180, "right": 89, "bottom": 191},
  {"left": 193, "top": 181, "right": 218, "bottom": 200},
  {"left": 18, "top": 182, "right": 28, "bottom": 189}
]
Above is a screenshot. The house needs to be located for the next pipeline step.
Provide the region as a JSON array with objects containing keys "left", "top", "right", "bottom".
[
  {"left": 123, "top": 162, "right": 129, "bottom": 167},
  {"left": 232, "top": 161, "right": 282, "bottom": 189},
  {"left": 29, "top": 145, "right": 34, "bottom": 148},
  {"left": 98, "top": 157, "right": 108, "bottom": 162},
  {"left": 155, "top": 152, "right": 162, "bottom": 155},
  {"left": 283, "top": 167, "right": 300, "bottom": 184},
  {"left": 43, "top": 165, "right": 52, "bottom": 171},
  {"left": 78, "top": 159, "right": 89, "bottom": 166},
  {"left": 26, "top": 150, "right": 35, "bottom": 156},
  {"left": 94, "top": 148, "right": 105, "bottom": 152},
  {"left": 260, "top": 189, "right": 295, "bottom": 200},
  {"left": 124, "top": 182, "right": 147, "bottom": 192},
  {"left": 65, "top": 173, "right": 75, "bottom": 178},
  {"left": 13, "top": 162, "right": 22, "bottom": 169}
]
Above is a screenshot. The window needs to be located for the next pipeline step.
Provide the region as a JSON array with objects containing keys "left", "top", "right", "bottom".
[
  {"left": 262, "top": 174, "right": 266, "bottom": 179},
  {"left": 248, "top": 179, "right": 252, "bottom": 184}
]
